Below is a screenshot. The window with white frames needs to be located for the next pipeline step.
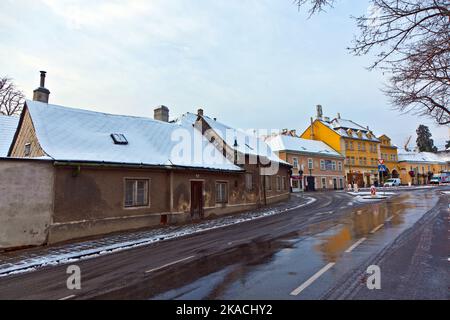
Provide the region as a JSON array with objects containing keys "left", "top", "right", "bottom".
[
  {"left": 216, "top": 182, "right": 228, "bottom": 203},
  {"left": 292, "top": 157, "right": 299, "bottom": 168},
  {"left": 320, "top": 160, "right": 325, "bottom": 170},
  {"left": 338, "top": 161, "right": 342, "bottom": 171},
  {"left": 308, "top": 158, "right": 313, "bottom": 169},
  {"left": 331, "top": 161, "right": 336, "bottom": 171},
  {"left": 321, "top": 177, "right": 326, "bottom": 189},
  {"left": 125, "top": 179, "right": 149, "bottom": 207}
]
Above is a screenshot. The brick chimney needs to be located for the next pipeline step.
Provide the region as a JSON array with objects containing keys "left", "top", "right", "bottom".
[
  {"left": 197, "top": 108, "right": 204, "bottom": 117},
  {"left": 33, "top": 71, "right": 50, "bottom": 103},
  {"left": 154, "top": 105, "right": 169, "bottom": 122}
]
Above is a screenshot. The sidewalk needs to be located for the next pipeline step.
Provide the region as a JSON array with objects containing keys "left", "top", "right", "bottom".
[{"left": 0, "top": 194, "right": 315, "bottom": 277}]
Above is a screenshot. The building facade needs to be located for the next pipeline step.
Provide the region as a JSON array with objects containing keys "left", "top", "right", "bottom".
[
  {"left": 398, "top": 150, "right": 448, "bottom": 185},
  {"left": 300, "top": 106, "right": 383, "bottom": 187},
  {"left": 378, "top": 134, "right": 400, "bottom": 179},
  {"left": 265, "top": 132, "right": 345, "bottom": 192}
]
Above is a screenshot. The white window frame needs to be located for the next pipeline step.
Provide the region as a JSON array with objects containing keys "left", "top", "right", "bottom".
[
  {"left": 292, "top": 157, "right": 299, "bottom": 168},
  {"left": 124, "top": 178, "right": 150, "bottom": 208},
  {"left": 308, "top": 158, "right": 313, "bottom": 170},
  {"left": 337, "top": 161, "right": 342, "bottom": 171},
  {"left": 215, "top": 181, "right": 228, "bottom": 203},
  {"left": 320, "top": 159, "right": 326, "bottom": 171}
]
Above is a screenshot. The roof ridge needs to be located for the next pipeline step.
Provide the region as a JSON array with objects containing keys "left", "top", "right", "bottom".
[{"left": 26, "top": 100, "right": 174, "bottom": 126}]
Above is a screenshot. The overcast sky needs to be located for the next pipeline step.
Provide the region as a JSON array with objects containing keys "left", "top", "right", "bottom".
[{"left": 1, "top": 0, "right": 448, "bottom": 149}]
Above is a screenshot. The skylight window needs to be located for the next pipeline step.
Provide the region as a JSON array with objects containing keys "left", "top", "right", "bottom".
[{"left": 111, "top": 133, "right": 128, "bottom": 145}]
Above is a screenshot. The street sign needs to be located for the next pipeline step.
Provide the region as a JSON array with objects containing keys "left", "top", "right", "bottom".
[
  {"left": 378, "top": 159, "right": 384, "bottom": 165},
  {"left": 378, "top": 164, "right": 387, "bottom": 172}
]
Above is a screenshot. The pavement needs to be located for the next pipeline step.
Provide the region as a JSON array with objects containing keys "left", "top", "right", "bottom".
[{"left": 0, "top": 186, "right": 447, "bottom": 300}]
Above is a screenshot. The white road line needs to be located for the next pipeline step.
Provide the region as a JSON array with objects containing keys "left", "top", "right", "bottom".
[
  {"left": 59, "top": 295, "right": 76, "bottom": 300},
  {"left": 228, "top": 237, "right": 253, "bottom": 244},
  {"left": 385, "top": 216, "right": 394, "bottom": 222},
  {"left": 345, "top": 237, "right": 367, "bottom": 253},
  {"left": 290, "top": 262, "right": 335, "bottom": 296},
  {"left": 316, "top": 211, "right": 333, "bottom": 216},
  {"left": 370, "top": 224, "right": 384, "bottom": 234},
  {"left": 145, "top": 255, "right": 195, "bottom": 273}
]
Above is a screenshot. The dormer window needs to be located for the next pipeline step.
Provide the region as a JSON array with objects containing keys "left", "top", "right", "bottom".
[
  {"left": 356, "top": 130, "right": 362, "bottom": 138},
  {"left": 111, "top": 133, "right": 128, "bottom": 145}
]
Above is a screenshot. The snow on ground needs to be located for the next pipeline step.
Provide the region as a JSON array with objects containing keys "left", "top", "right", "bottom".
[
  {"left": 347, "top": 191, "right": 396, "bottom": 196},
  {"left": 0, "top": 196, "right": 316, "bottom": 278}
]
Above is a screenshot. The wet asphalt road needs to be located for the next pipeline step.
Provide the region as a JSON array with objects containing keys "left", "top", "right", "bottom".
[{"left": 0, "top": 187, "right": 448, "bottom": 300}]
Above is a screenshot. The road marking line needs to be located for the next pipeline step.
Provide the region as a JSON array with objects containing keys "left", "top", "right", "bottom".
[
  {"left": 385, "top": 216, "right": 394, "bottom": 222},
  {"left": 59, "top": 295, "right": 76, "bottom": 300},
  {"left": 345, "top": 237, "right": 367, "bottom": 253},
  {"left": 145, "top": 255, "right": 195, "bottom": 273},
  {"left": 316, "top": 211, "right": 333, "bottom": 216},
  {"left": 290, "top": 262, "right": 335, "bottom": 296},
  {"left": 370, "top": 224, "right": 384, "bottom": 234}
]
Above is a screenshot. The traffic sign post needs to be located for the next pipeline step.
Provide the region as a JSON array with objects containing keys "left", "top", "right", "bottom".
[{"left": 378, "top": 160, "right": 387, "bottom": 185}]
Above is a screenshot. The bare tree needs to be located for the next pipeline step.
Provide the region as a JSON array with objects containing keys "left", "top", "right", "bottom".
[
  {"left": 296, "top": 0, "right": 335, "bottom": 16},
  {"left": 0, "top": 77, "right": 25, "bottom": 116},
  {"left": 295, "top": 0, "right": 450, "bottom": 125}
]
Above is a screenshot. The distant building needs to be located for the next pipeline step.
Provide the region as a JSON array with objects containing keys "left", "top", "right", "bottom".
[
  {"left": 378, "top": 134, "right": 400, "bottom": 178},
  {"left": 265, "top": 133, "right": 345, "bottom": 192},
  {"left": 300, "top": 105, "right": 383, "bottom": 187},
  {"left": 0, "top": 114, "right": 19, "bottom": 157},
  {"left": 398, "top": 150, "right": 448, "bottom": 185}
]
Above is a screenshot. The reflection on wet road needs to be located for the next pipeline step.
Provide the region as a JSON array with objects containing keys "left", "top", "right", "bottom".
[{"left": 152, "top": 190, "right": 439, "bottom": 300}]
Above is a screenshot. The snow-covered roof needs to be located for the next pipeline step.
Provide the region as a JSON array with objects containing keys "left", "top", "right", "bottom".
[
  {"left": 265, "top": 134, "right": 343, "bottom": 158},
  {"left": 23, "top": 100, "right": 242, "bottom": 171},
  {"left": 398, "top": 149, "right": 446, "bottom": 164},
  {"left": 178, "top": 113, "right": 288, "bottom": 166},
  {"left": 0, "top": 114, "right": 19, "bottom": 156},
  {"left": 320, "top": 118, "right": 379, "bottom": 142}
]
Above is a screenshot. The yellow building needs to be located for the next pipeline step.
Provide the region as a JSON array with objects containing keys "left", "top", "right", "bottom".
[
  {"left": 300, "top": 106, "right": 387, "bottom": 187},
  {"left": 398, "top": 151, "right": 448, "bottom": 185},
  {"left": 378, "top": 134, "right": 400, "bottom": 178}
]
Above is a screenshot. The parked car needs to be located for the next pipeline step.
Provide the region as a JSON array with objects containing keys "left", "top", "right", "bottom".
[
  {"left": 429, "top": 176, "right": 441, "bottom": 184},
  {"left": 383, "top": 178, "right": 401, "bottom": 187},
  {"left": 430, "top": 172, "right": 450, "bottom": 184}
]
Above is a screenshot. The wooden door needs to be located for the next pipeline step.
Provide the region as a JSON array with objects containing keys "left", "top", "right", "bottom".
[{"left": 190, "top": 181, "right": 204, "bottom": 219}]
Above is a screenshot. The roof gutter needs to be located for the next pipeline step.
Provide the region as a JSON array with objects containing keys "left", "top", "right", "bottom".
[{"left": 52, "top": 160, "right": 245, "bottom": 173}]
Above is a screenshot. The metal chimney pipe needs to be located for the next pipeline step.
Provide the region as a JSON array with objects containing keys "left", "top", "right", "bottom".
[{"left": 40, "top": 71, "right": 46, "bottom": 87}]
